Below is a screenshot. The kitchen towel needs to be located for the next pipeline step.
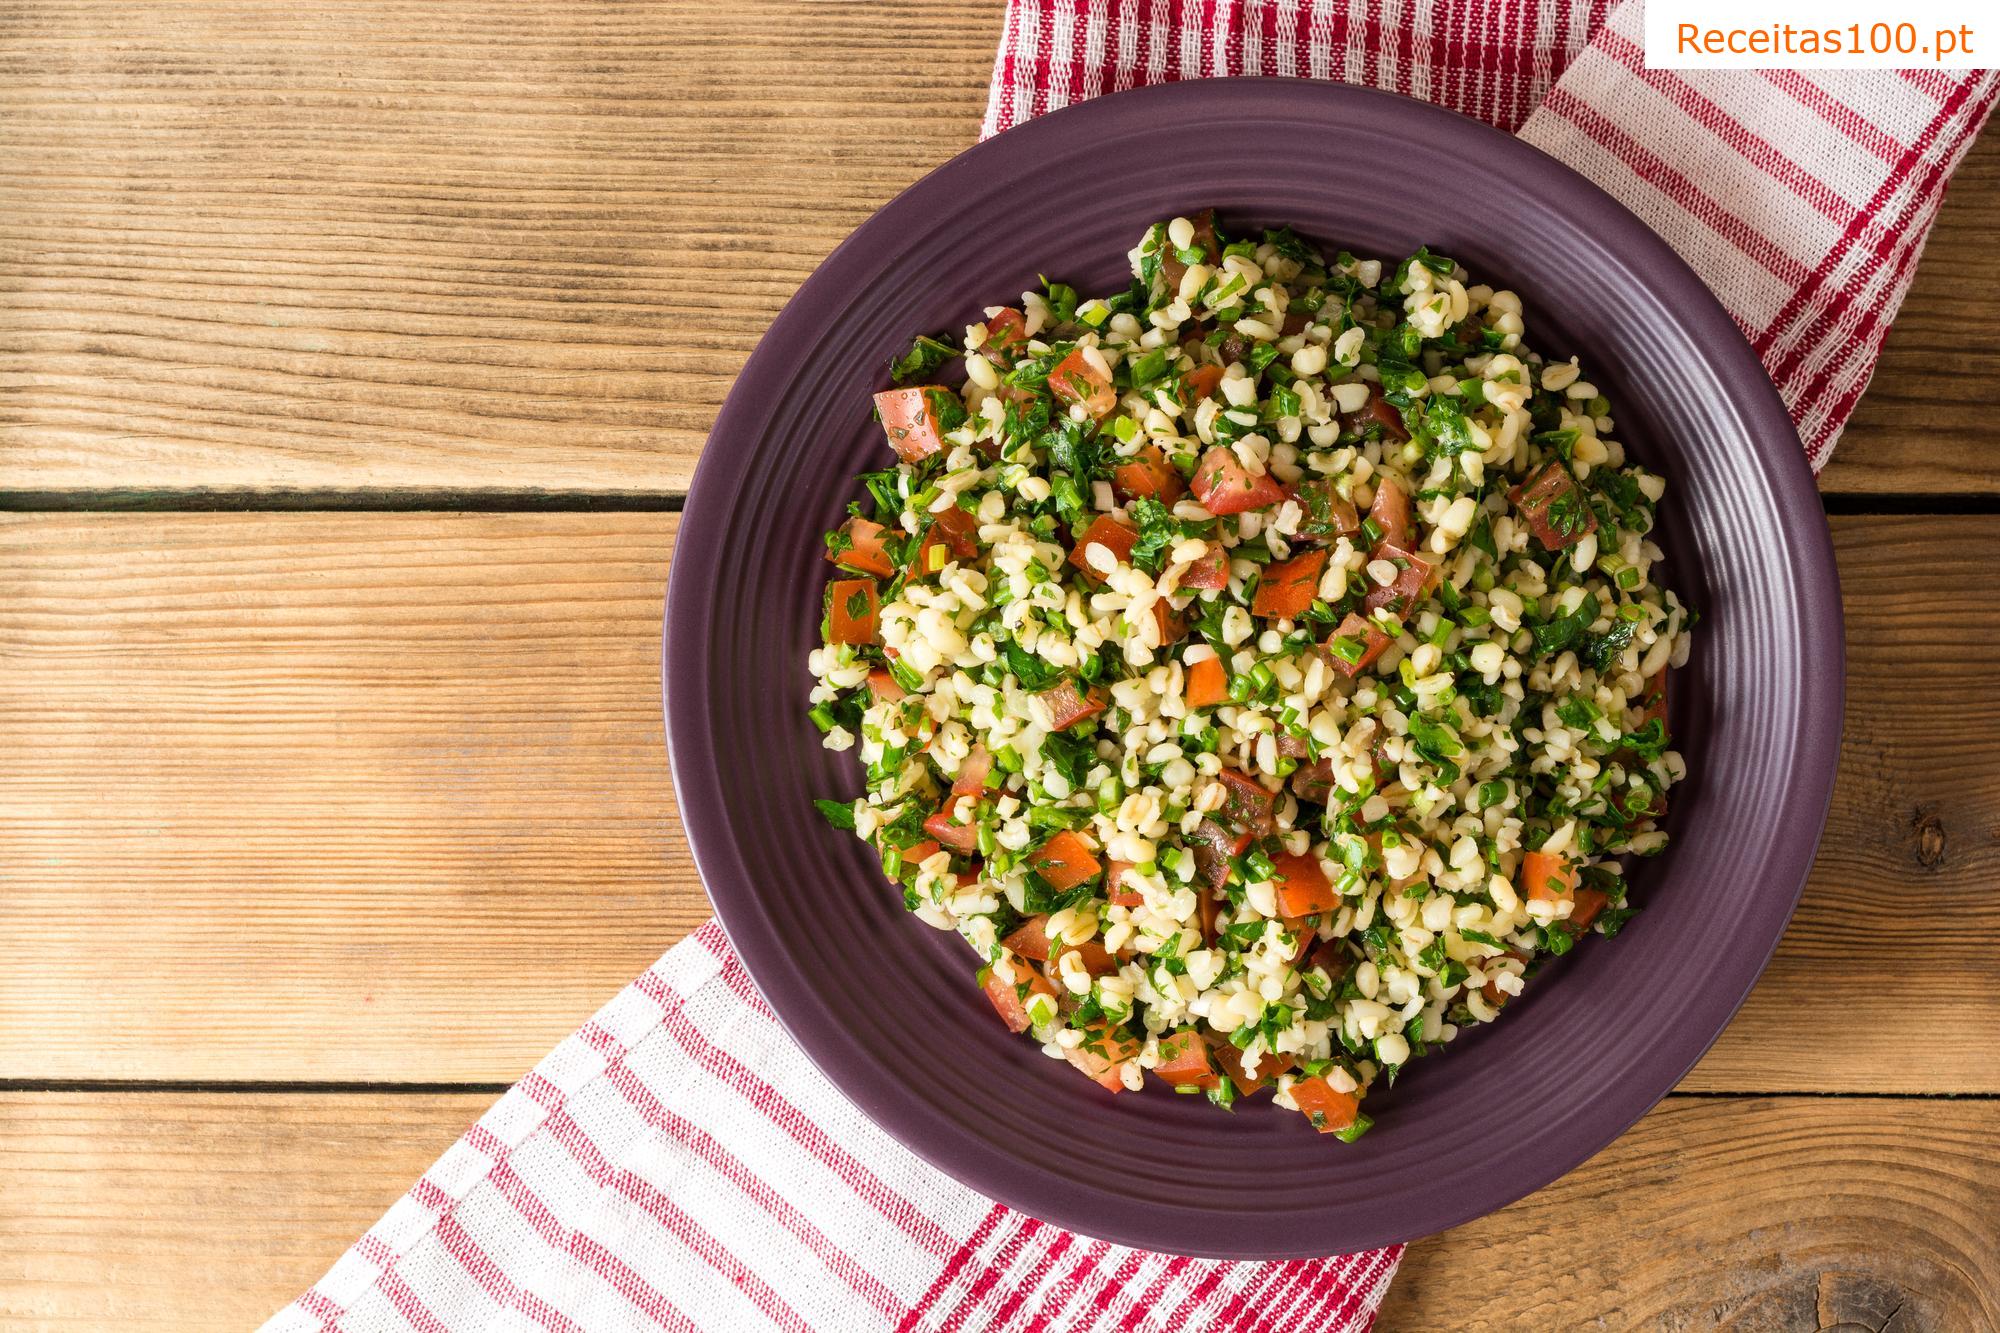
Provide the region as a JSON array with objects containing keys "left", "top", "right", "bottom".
[
  {"left": 275, "top": 3, "right": 1995, "bottom": 1330},
  {"left": 986, "top": 0, "right": 1998, "bottom": 467},
  {"left": 267, "top": 923, "right": 1400, "bottom": 1331}
]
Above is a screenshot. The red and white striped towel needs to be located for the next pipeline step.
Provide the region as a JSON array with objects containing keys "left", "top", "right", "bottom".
[
  {"left": 268, "top": 923, "right": 1400, "bottom": 1331},
  {"left": 986, "top": 0, "right": 1997, "bottom": 467},
  {"left": 276, "top": 7, "right": 1994, "bottom": 1331}
]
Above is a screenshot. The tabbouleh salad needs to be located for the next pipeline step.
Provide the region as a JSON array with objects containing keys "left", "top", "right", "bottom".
[{"left": 806, "top": 211, "right": 1690, "bottom": 1139}]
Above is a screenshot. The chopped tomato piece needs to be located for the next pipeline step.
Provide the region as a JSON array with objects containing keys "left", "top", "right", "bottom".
[
  {"left": 1190, "top": 447, "right": 1287, "bottom": 515},
  {"left": 1184, "top": 656, "right": 1228, "bottom": 710},
  {"left": 1036, "top": 680, "right": 1106, "bottom": 732},
  {"left": 930, "top": 504, "right": 981, "bottom": 559},
  {"left": 1367, "top": 475, "right": 1414, "bottom": 548},
  {"left": 1510, "top": 461, "right": 1597, "bottom": 551},
  {"left": 1480, "top": 948, "right": 1532, "bottom": 1007},
  {"left": 1360, "top": 543, "right": 1440, "bottom": 618},
  {"left": 980, "top": 307, "right": 1030, "bottom": 366},
  {"left": 1520, "top": 849, "right": 1578, "bottom": 904},
  {"left": 1323, "top": 612, "right": 1393, "bottom": 677},
  {"left": 1049, "top": 348, "right": 1118, "bottom": 419},
  {"left": 981, "top": 961, "right": 1056, "bottom": 1034},
  {"left": 923, "top": 795, "right": 980, "bottom": 854},
  {"left": 1112, "top": 445, "right": 1184, "bottom": 504},
  {"left": 1152, "top": 1029, "right": 1221, "bottom": 1092},
  {"left": 1215, "top": 768, "right": 1277, "bottom": 838},
  {"left": 826, "top": 579, "right": 879, "bottom": 646},
  {"left": 1029, "top": 830, "right": 1102, "bottom": 892},
  {"left": 1208, "top": 1038, "right": 1294, "bottom": 1095},
  {"left": 828, "top": 516, "right": 897, "bottom": 577},
  {"left": 1291, "top": 756, "right": 1337, "bottom": 804},
  {"left": 1068, "top": 514, "right": 1139, "bottom": 583},
  {"left": 1291, "top": 479, "right": 1361, "bottom": 544},
  {"left": 951, "top": 744, "right": 992, "bottom": 798},
  {"left": 865, "top": 668, "right": 905, "bottom": 705},
  {"left": 1180, "top": 544, "right": 1230, "bottom": 590},
  {"left": 1181, "top": 363, "right": 1224, "bottom": 404},
  {"left": 1567, "top": 886, "right": 1609, "bottom": 933},
  {"left": 1308, "top": 940, "right": 1350, "bottom": 985},
  {"left": 1150, "top": 600, "right": 1187, "bottom": 648},
  {"left": 1001, "top": 915, "right": 1054, "bottom": 961},
  {"left": 898, "top": 840, "right": 941, "bottom": 869},
  {"left": 1342, "top": 387, "right": 1409, "bottom": 443},
  {"left": 1104, "top": 859, "right": 1144, "bottom": 907},
  {"left": 874, "top": 386, "right": 960, "bottom": 463},
  {"left": 1289, "top": 1075, "right": 1361, "bottom": 1133},
  {"left": 1187, "top": 820, "right": 1244, "bottom": 900},
  {"left": 1064, "top": 1021, "right": 1141, "bottom": 1091},
  {"left": 1270, "top": 850, "right": 1336, "bottom": 918},
  {"left": 1251, "top": 549, "right": 1328, "bottom": 620}
]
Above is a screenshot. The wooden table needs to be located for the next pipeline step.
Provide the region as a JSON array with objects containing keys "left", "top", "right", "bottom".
[{"left": 3, "top": 5, "right": 1996, "bottom": 1328}]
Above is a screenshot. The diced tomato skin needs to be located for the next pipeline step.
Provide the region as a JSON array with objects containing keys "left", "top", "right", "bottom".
[
  {"left": 1291, "top": 479, "right": 1361, "bottom": 544},
  {"left": 826, "top": 579, "right": 880, "bottom": 646},
  {"left": 1342, "top": 387, "right": 1409, "bottom": 444},
  {"left": 1064, "top": 1021, "right": 1141, "bottom": 1091},
  {"left": 1251, "top": 549, "right": 1328, "bottom": 620},
  {"left": 1520, "top": 850, "right": 1579, "bottom": 904},
  {"left": 1068, "top": 515, "right": 1140, "bottom": 583},
  {"left": 980, "top": 308, "right": 1029, "bottom": 366},
  {"left": 1215, "top": 768, "right": 1278, "bottom": 838},
  {"left": 1290, "top": 1075, "right": 1361, "bottom": 1134},
  {"left": 874, "top": 387, "right": 958, "bottom": 463},
  {"left": 951, "top": 745, "right": 992, "bottom": 798},
  {"left": 1184, "top": 656, "right": 1228, "bottom": 710},
  {"left": 865, "top": 669, "right": 906, "bottom": 705},
  {"left": 1001, "top": 916, "right": 1053, "bottom": 962},
  {"left": 896, "top": 841, "right": 941, "bottom": 873},
  {"left": 1190, "top": 448, "right": 1287, "bottom": 515},
  {"left": 1152, "top": 1030, "right": 1221, "bottom": 1092},
  {"left": 923, "top": 795, "right": 981, "bottom": 854},
  {"left": 1323, "top": 612, "right": 1392, "bottom": 677},
  {"left": 1150, "top": 600, "right": 1188, "bottom": 648},
  {"left": 1182, "top": 363, "right": 1225, "bottom": 404},
  {"left": 828, "top": 516, "right": 897, "bottom": 577},
  {"left": 1567, "top": 887, "right": 1609, "bottom": 933},
  {"left": 1029, "top": 830, "right": 1102, "bottom": 892},
  {"left": 1049, "top": 349, "right": 1118, "bottom": 419},
  {"left": 1112, "top": 445, "right": 1185, "bottom": 504},
  {"left": 1104, "top": 859, "right": 1144, "bottom": 907},
  {"left": 1037, "top": 680, "right": 1107, "bottom": 732},
  {"left": 1208, "top": 1038, "right": 1294, "bottom": 1095},
  {"left": 1180, "top": 545, "right": 1231, "bottom": 590},
  {"left": 1510, "top": 462, "right": 1598, "bottom": 551},
  {"left": 1291, "top": 756, "right": 1338, "bottom": 804},
  {"left": 981, "top": 962, "right": 1056, "bottom": 1034},
  {"left": 1270, "top": 850, "right": 1336, "bottom": 918},
  {"left": 1367, "top": 475, "right": 1414, "bottom": 549},
  {"left": 1308, "top": 941, "right": 1350, "bottom": 985},
  {"left": 1360, "top": 543, "right": 1441, "bottom": 618}
]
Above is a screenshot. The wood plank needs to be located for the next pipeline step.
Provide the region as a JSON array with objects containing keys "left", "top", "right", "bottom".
[
  {"left": 0, "top": 1091, "right": 487, "bottom": 1331},
  {"left": 1379, "top": 1096, "right": 2000, "bottom": 1330},
  {"left": 1, "top": 1091, "right": 1992, "bottom": 1330},
  {"left": 0, "top": 0, "right": 1001, "bottom": 496},
  {"left": 2, "top": 513, "right": 1996, "bottom": 1089},
  {"left": 1, "top": 2, "right": 1994, "bottom": 497}
]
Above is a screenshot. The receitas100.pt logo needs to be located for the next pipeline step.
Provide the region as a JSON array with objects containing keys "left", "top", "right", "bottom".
[{"left": 1646, "top": 0, "right": 1995, "bottom": 67}]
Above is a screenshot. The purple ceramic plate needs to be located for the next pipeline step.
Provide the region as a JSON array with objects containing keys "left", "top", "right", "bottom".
[{"left": 665, "top": 79, "right": 1842, "bottom": 1258}]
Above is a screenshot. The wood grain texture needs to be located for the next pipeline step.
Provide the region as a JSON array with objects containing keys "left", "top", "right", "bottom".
[
  {"left": 1, "top": 1092, "right": 1991, "bottom": 1331},
  {"left": 2, "top": 512, "right": 1996, "bottom": 1089},
  {"left": 0, "top": 0, "right": 1001, "bottom": 496},
  {"left": 0, "top": 1091, "right": 487, "bottom": 1331},
  {"left": 0, "top": 2, "right": 1994, "bottom": 498},
  {"left": 1380, "top": 1097, "right": 2000, "bottom": 1331}
]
